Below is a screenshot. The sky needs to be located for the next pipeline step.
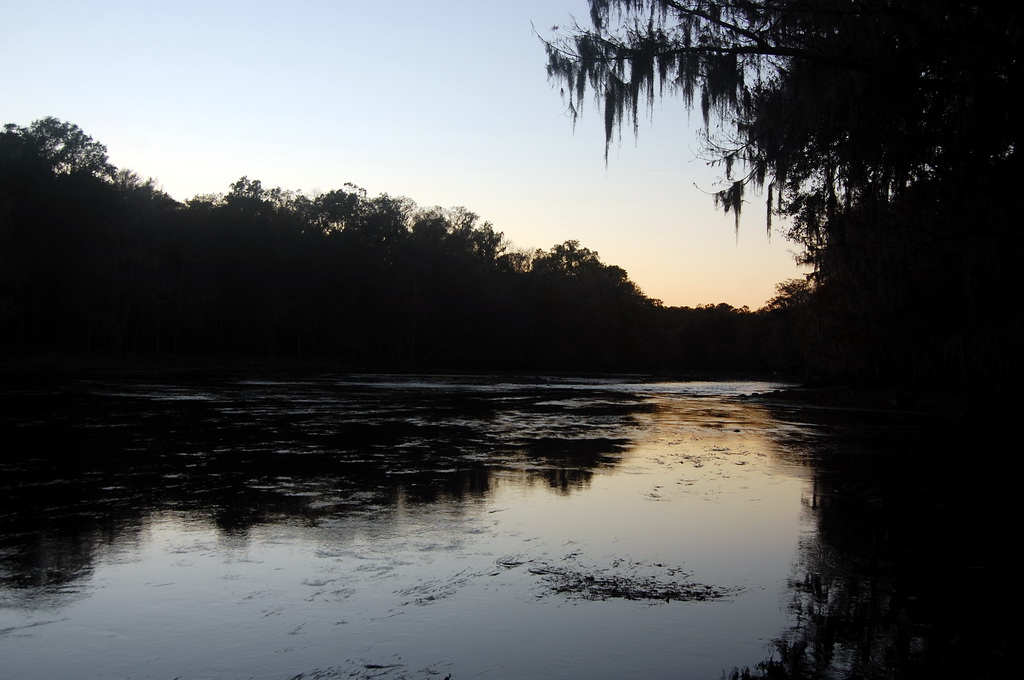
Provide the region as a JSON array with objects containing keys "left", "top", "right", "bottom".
[{"left": 3, "top": 0, "right": 806, "bottom": 309}]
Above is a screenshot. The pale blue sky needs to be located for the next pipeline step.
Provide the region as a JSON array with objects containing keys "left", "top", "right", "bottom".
[{"left": 3, "top": 0, "right": 804, "bottom": 308}]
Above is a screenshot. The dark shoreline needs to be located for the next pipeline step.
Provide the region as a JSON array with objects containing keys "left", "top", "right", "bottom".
[
  {"left": 2, "top": 353, "right": 989, "bottom": 423},
  {"left": 0, "top": 353, "right": 786, "bottom": 384}
]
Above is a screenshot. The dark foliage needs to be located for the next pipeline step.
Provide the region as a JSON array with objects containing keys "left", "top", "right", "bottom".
[
  {"left": 0, "top": 118, "right": 796, "bottom": 373},
  {"left": 544, "top": 1, "right": 1021, "bottom": 389}
]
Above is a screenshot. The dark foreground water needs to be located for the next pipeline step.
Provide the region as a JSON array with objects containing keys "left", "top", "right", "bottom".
[{"left": 0, "top": 374, "right": 1006, "bottom": 679}]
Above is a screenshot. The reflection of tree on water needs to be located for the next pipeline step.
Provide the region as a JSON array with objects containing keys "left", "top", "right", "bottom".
[
  {"left": 0, "top": 375, "right": 642, "bottom": 594},
  {"left": 515, "top": 435, "right": 631, "bottom": 493},
  {"left": 738, "top": 411, "right": 1010, "bottom": 680}
]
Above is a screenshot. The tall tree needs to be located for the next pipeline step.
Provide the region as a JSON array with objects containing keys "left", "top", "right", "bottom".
[{"left": 544, "top": 1, "right": 1022, "bottom": 386}]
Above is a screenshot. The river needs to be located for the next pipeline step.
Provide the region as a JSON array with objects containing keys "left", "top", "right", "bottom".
[{"left": 0, "top": 373, "right": 1004, "bottom": 679}]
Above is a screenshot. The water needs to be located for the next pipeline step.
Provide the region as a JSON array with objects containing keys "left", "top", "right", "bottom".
[{"left": 0, "top": 374, "right": 1001, "bottom": 679}]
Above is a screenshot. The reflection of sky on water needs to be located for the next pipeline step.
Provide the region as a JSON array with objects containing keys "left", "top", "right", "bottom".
[{"left": 1, "top": 376, "right": 806, "bottom": 679}]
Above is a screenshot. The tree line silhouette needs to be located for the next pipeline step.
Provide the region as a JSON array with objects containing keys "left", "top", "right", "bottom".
[{"left": 1, "top": 117, "right": 801, "bottom": 373}]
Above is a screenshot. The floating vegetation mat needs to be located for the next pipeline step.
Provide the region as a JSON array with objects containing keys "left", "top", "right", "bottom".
[
  {"left": 498, "top": 553, "right": 738, "bottom": 603},
  {"left": 286, "top": 658, "right": 453, "bottom": 680}
]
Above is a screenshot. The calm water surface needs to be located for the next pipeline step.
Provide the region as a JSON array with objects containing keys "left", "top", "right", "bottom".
[{"left": 0, "top": 374, "right": 998, "bottom": 679}]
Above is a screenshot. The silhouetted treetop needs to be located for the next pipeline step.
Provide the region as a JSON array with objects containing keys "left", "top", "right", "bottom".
[
  {"left": 3, "top": 117, "right": 115, "bottom": 179},
  {"left": 533, "top": 240, "right": 602, "bottom": 276}
]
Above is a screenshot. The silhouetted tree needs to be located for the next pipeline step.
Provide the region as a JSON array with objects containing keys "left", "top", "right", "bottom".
[
  {"left": 544, "top": 1, "right": 1022, "bottom": 387},
  {"left": 7, "top": 117, "right": 115, "bottom": 178}
]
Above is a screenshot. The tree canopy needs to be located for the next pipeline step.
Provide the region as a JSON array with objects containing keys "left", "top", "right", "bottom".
[
  {"left": 2, "top": 116, "right": 115, "bottom": 178},
  {"left": 545, "top": 1, "right": 1022, "bottom": 387},
  {"left": 545, "top": 1, "right": 1019, "bottom": 222},
  {"left": 2, "top": 117, "right": 798, "bottom": 373}
]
